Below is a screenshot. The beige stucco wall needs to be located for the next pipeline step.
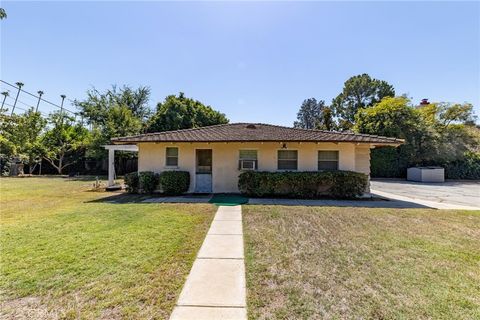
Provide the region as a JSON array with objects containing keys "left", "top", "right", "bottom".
[
  {"left": 138, "top": 142, "right": 372, "bottom": 193},
  {"left": 355, "top": 144, "right": 372, "bottom": 192}
]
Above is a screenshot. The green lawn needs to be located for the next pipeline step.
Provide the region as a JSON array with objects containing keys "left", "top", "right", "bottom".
[
  {"left": 244, "top": 206, "right": 480, "bottom": 320},
  {"left": 0, "top": 177, "right": 215, "bottom": 319}
]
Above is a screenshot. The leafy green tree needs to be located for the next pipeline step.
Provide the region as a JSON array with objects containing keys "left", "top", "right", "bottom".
[
  {"left": 293, "top": 98, "right": 335, "bottom": 130},
  {"left": 418, "top": 102, "right": 476, "bottom": 129},
  {"left": 355, "top": 97, "right": 433, "bottom": 164},
  {"left": 74, "top": 85, "right": 149, "bottom": 159},
  {"left": 0, "top": 8, "right": 6, "bottom": 20},
  {"left": 355, "top": 97, "right": 479, "bottom": 177},
  {"left": 320, "top": 106, "right": 335, "bottom": 131},
  {"left": 332, "top": 74, "right": 395, "bottom": 129},
  {"left": 0, "top": 109, "right": 46, "bottom": 174},
  {"left": 40, "top": 112, "right": 90, "bottom": 174},
  {"left": 417, "top": 102, "right": 478, "bottom": 162},
  {"left": 146, "top": 92, "right": 228, "bottom": 132}
]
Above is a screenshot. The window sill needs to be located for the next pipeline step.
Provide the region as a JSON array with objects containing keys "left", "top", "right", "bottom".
[{"left": 163, "top": 166, "right": 179, "bottom": 169}]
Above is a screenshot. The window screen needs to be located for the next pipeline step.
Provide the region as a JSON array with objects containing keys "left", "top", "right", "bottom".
[
  {"left": 278, "top": 150, "right": 298, "bottom": 170},
  {"left": 318, "top": 151, "right": 339, "bottom": 171},
  {"left": 166, "top": 147, "right": 178, "bottom": 166},
  {"left": 239, "top": 150, "right": 257, "bottom": 160},
  {"left": 239, "top": 150, "right": 258, "bottom": 170}
]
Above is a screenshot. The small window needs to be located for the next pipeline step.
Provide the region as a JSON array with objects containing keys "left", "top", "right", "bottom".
[
  {"left": 166, "top": 147, "right": 178, "bottom": 166},
  {"left": 239, "top": 150, "right": 258, "bottom": 170},
  {"left": 278, "top": 150, "right": 298, "bottom": 170},
  {"left": 318, "top": 151, "right": 339, "bottom": 171}
]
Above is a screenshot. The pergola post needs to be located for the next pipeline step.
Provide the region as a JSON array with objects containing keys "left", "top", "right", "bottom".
[
  {"left": 103, "top": 144, "right": 139, "bottom": 189},
  {"left": 108, "top": 148, "right": 115, "bottom": 187}
]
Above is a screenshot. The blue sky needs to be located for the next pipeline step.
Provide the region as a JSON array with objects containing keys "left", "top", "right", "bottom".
[{"left": 1, "top": 1, "right": 479, "bottom": 125}]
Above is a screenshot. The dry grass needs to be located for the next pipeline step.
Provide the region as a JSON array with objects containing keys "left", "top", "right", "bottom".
[
  {"left": 243, "top": 206, "right": 480, "bottom": 319},
  {"left": 0, "top": 177, "right": 215, "bottom": 319}
]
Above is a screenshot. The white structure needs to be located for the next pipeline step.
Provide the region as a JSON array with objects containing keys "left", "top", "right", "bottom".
[
  {"left": 407, "top": 167, "right": 445, "bottom": 183},
  {"left": 103, "top": 145, "right": 138, "bottom": 187}
]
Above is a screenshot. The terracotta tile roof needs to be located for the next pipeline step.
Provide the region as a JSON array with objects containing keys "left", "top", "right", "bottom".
[{"left": 111, "top": 123, "right": 404, "bottom": 145}]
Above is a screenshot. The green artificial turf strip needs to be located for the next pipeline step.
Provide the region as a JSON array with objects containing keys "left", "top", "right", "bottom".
[{"left": 209, "top": 193, "right": 249, "bottom": 206}]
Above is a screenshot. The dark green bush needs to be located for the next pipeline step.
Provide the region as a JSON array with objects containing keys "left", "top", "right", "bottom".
[
  {"left": 139, "top": 171, "right": 159, "bottom": 193},
  {"left": 372, "top": 148, "right": 480, "bottom": 180},
  {"left": 124, "top": 172, "right": 139, "bottom": 193},
  {"left": 370, "top": 147, "right": 407, "bottom": 178},
  {"left": 444, "top": 152, "right": 480, "bottom": 179},
  {"left": 159, "top": 171, "right": 190, "bottom": 195},
  {"left": 238, "top": 171, "right": 368, "bottom": 199}
]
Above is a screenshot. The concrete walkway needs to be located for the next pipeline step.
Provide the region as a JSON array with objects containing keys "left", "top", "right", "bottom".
[{"left": 169, "top": 205, "right": 247, "bottom": 320}]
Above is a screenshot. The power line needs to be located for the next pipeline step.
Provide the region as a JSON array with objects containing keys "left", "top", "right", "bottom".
[
  {"left": 2, "top": 98, "right": 49, "bottom": 117},
  {"left": 0, "top": 79, "right": 77, "bottom": 115}
]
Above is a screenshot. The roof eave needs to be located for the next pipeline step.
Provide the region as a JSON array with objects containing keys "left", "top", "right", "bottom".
[{"left": 111, "top": 139, "right": 404, "bottom": 145}]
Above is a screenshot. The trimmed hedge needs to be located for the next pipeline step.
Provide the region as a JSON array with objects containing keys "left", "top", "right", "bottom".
[
  {"left": 444, "top": 152, "right": 480, "bottom": 180},
  {"left": 139, "top": 171, "right": 159, "bottom": 193},
  {"left": 371, "top": 148, "right": 480, "bottom": 180},
  {"left": 124, "top": 172, "right": 139, "bottom": 193},
  {"left": 238, "top": 171, "right": 368, "bottom": 199},
  {"left": 159, "top": 171, "right": 190, "bottom": 195}
]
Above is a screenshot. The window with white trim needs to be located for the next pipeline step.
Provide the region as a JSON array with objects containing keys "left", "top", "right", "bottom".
[
  {"left": 166, "top": 147, "right": 178, "bottom": 166},
  {"left": 239, "top": 150, "right": 258, "bottom": 170},
  {"left": 278, "top": 150, "right": 298, "bottom": 170},
  {"left": 318, "top": 150, "right": 339, "bottom": 171}
]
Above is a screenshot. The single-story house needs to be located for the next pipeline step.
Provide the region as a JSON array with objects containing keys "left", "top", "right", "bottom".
[{"left": 109, "top": 123, "right": 403, "bottom": 193}]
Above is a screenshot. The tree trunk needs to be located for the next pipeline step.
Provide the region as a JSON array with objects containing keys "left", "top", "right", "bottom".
[{"left": 57, "top": 156, "right": 63, "bottom": 174}]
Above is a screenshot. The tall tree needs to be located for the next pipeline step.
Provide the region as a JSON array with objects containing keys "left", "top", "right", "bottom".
[
  {"left": 294, "top": 98, "right": 335, "bottom": 130},
  {"left": 0, "top": 8, "right": 6, "bottom": 20},
  {"left": 74, "top": 85, "right": 149, "bottom": 159},
  {"left": 355, "top": 97, "right": 478, "bottom": 177},
  {"left": 294, "top": 98, "right": 320, "bottom": 129},
  {"left": 332, "top": 73, "right": 395, "bottom": 129},
  {"left": 146, "top": 92, "right": 228, "bottom": 132},
  {"left": 40, "top": 112, "right": 90, "bottom": 174}
]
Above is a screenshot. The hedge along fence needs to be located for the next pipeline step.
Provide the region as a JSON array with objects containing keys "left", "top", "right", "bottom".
[
  {"left": 124, "top": 171, "right": 190, "bottom": 195},
  {"left": 238, "top": 171, "right": 368, "bottom": 199}
]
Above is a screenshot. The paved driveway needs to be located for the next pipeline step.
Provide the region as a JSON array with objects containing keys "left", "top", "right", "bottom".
[{"left": 370, "top": 179, "right": 480, "bottom": 210}]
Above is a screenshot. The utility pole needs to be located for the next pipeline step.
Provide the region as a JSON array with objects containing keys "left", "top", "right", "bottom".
[
  {"left": 35, "top": 90, "right": 44, "bottom": 113},
  {"left": 11, "top": 82, "right": 24, "bottom": 115},
  {"left": 60, "top": 94, "right": 66, "bottom": 125},
  {"left": 1, "top": 91, "right": 9, "bottom": 113}
]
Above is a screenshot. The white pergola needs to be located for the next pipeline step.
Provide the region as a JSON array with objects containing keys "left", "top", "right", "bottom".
[{"left": 103, "top": 144, "right": 139, "bottom": 187}]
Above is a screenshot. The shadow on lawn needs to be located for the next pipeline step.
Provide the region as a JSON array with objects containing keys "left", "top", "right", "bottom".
[
  {"left": 247, "top": 197, "right": 432, "bottom": 209},
  {"left": 86, "top": 192, "right": 150, "bottom": 204},
  {"left": 87, "top": 191, "right": 432, "bottom": 209}
]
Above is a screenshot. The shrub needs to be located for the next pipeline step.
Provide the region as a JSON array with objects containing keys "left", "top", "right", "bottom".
[
  {"left": 124, "top": 172, "right": 139, "bottom": 193},
  {"left": 370, "top": 147, "right": 406, "bottom": 178},
  {"left": 371, "top": 148, "right": 480, "bottom": 180},
  {"left": 238, "top": 171, "right": 367, "bottom": 199},
  {"left": 159, "top": 171, "right": 190, "bottom": 195},
  {"left": 444, "top": 152, "right": 480, "bottom": 180},
  {"left": 138, "top": 171, "right": 160, "bottom": 193}
]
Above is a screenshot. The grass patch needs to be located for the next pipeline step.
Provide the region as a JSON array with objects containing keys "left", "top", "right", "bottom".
[
  {"left": 0, "top": 177, "right": 215, "bottom": 319},
  {"left": 243, "top": 205, "right": 480, "bottom": 319}
]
